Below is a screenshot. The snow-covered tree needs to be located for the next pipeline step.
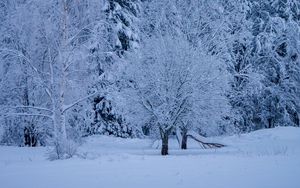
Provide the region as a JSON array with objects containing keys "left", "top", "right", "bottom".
[
  {"left": 247, "top": 0, "right": 300, "bottom": 128},
  {"left": 0, "top": 0, "right": 53, "bottom": 146},
  {"left": 87, "top": 0, "right": 141, "bottom": 138},
  {"left": 0, "top": 0, "right": 107, "bottom": 157},
  {"left": 116, "top": 25, "right": 228, "bottom": 153}
]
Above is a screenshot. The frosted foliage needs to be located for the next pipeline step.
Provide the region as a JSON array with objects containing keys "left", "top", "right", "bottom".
[{"left": 0, "top": 0, "right": 299, "bottom": 153}]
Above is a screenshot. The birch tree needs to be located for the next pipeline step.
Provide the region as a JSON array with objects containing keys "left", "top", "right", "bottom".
[{"left": 0, "top": 0, "right": 111, "bottom": 158}]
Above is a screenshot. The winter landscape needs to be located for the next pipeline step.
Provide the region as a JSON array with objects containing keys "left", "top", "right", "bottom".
[{"left": 0, "top": 0, "right": 300, "bottom": 188}]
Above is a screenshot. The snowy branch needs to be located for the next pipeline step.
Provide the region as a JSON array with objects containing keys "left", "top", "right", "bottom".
[
  {"left": 62, "top": 91, "right": 100, "bottom": 113},
  {"left": 0, "top": 113, "right": 53, "bottom": 120},
  {"left": 14, "top": 106, "right": 53, "bottom": 113}
]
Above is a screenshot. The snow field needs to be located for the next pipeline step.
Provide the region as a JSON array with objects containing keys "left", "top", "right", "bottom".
[{"left": 0, "top": 127, "right": 299, "bottom": 188}]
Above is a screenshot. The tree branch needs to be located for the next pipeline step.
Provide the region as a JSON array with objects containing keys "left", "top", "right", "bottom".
[
  {"left": 0, "top": 48, "right": 39, "bottom": 74},
  {"left": 0, "top": 113, "right": 53, "bottom": 120},
  {"left": 187, "top": 134, "right": 225, "bottom": 149},
  {"left": 62, "top": 91, "right": 99, "bottom": 113},
  {"left": 14, "top": 106, "right": 53, "bottom": 113}
]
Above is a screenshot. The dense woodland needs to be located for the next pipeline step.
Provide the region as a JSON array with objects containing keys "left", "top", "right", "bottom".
[{"left": 0, "top": 0, "right": 299, "bottom": 157}]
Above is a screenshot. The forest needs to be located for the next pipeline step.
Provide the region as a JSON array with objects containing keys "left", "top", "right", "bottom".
[
  {"left": 0, "top": 0, "right": 299, "bottom": 157},
  {"left": 1, "top": 1, "right": 300, "bottom": 188}
]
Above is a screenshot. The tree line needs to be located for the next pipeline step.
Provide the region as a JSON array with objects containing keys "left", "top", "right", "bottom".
[{"left": 0, "top": 0, "right": 299, "bottom": 156}]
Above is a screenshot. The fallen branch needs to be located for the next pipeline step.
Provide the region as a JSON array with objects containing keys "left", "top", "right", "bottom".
[{"left": 187, "top": 134, "right": 225, "bottom": 149}]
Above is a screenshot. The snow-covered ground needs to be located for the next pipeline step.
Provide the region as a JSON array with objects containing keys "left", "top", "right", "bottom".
[{"left": 0, "top": 127, "right": 299, "bottom": 188}]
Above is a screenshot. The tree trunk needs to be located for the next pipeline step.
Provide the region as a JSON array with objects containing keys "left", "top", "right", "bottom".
[
  {"left": 159, "top": 126, "right": 173, "bottom": 155},
  {"left": 24, "top": 127, "right": 30, "bottom": 146},
  {"left": 181, "top": 130, "right": 188, "bottom": 150},
  {"left": 267, "top": 118, "right": 273, "bottom": 128},
  {"left": 161, "top": 133, "right": 169, "bottom": 155},
  {"left": 21, "top": 68, "right": 37, "bottom": 147}
]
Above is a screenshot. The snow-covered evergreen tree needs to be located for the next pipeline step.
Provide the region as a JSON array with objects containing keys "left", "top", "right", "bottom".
[
  {"left": 87, "top": 0, "right": 141, "bottom": 138},
  {"left": 247, "top": 0, "right": 300, "bottom": 129}
]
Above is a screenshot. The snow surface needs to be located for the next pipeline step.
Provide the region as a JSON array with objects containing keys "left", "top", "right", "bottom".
[{"left": 0, "top": 127, "right": 299, "bottom": 188}]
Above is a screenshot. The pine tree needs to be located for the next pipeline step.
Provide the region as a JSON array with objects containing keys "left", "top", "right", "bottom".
[{"left": 88, "top": 0, "right": 141, "bottom": 138}]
